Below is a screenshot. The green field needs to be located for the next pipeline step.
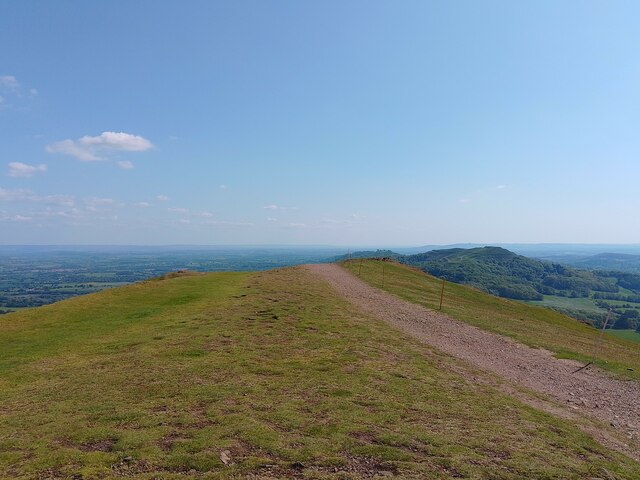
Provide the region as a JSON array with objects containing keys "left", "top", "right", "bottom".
[
  {"left": 525, "top": 294, "right": 604, "bottom": 313},
  {"left": 1, "top": 267, "right": 638, "bottom": 478},
  {"left": 608, "top": 329, "right": 640, "bottom": 344},
  {"left": 343, "top": 259, "right": 640, "bottom": 380}
]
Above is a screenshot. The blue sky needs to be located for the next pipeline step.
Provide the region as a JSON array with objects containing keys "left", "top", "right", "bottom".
[{"left": 1, "top": 1, "right": 639, "bottom": 245}]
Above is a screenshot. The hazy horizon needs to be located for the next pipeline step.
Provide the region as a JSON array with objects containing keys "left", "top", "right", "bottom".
[{"left": 2, "top": 2, "right": 639, "bottom": 245}]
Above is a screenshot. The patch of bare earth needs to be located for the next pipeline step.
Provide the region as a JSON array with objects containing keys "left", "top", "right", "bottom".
[{"left": 305, "top": 263, "right": 640, "bottom": 461}]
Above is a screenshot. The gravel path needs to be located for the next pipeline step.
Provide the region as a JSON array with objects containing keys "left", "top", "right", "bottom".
[{"left": 306, "top": 263, "right": 640, "bottom": 460}]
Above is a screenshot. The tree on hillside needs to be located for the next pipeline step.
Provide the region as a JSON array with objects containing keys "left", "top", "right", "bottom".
[{"left": 613, "top": 309, "right": 639, "bottom": 330}]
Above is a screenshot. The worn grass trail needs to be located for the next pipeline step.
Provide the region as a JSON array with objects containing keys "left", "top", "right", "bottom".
[{"left": 1, "top": 267, "right": 639, "bottom": 479}]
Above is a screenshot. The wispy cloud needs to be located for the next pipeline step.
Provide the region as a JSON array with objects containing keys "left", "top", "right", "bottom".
[
  {"left": 134, "top": 202, "right": 151, "bottom": 208},
  {"left": 45, "top": 195, "right": 75, "bottom": 207},
  {"left": 7, "top": 162, "right": 47, "bottom": 178},
  {"left": 168, "top": 207, "right": 189, "bottom": 213},
  {"left": 156, "top": 194, "right": 170, "bottom": 201},
  {"left": 191, "top": 211, "right": 214, "bottom": 217},
  {"left": 0, "top": 187, "right": 74, "bottom": 206},
  {"left": 0, "top": 75, "right": 20, "bottom": 89},
  {"left": 0, "top": 213, "right": 33, "bottom": 222},
  {"left": 84, "top": 197, "right": 116, "bottom": 207},
  {"left": 0, "top": 75, "right": 39, "bottom": 108},
  {"left": 117, "top": 160, "right": 134, "bottom": 169},
  {"left": 263, "top": 204, "right": 298, "bottom": 211},
  {"left": 204, "top": 220, "right": 253, "bottom": 227},
  {"left": 46, "top": 131, "right": 153, "bottom": 161},
  {"left": 0, "top": 188, "right": 32, "bottom": 202}
]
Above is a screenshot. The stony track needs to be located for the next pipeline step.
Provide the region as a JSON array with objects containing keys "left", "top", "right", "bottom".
[{"left": 306, "top": 263, "right": 640, "bottom": 461}]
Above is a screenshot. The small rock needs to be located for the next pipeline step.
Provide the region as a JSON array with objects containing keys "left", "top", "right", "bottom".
[{"left": 220, "top": 450, "right": 232, "bottom": 465}]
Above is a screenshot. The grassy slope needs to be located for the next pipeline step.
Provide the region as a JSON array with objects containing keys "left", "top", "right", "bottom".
[
  {"left": 1, "top": 267, "right": 638, "bottom": 479},
  {"left": 343, "top": 260, "right": 640, "bottom": 380}
]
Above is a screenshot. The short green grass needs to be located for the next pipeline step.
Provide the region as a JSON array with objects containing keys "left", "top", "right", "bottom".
[
  {"left": 525, "top": 294, "right": 605, "bottom": 314},
  {"left": 343, "top": 259, "right": 640, "bottom": 380},
  {"left": 1, "top": 267, "right": 638, "bottom": 479},
  {"left": 608, "top": 329, "right": 640, "bottom": 344}
]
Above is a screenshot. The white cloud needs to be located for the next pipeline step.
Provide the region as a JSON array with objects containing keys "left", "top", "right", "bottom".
[
  {"left": 177, "top": 218, "right": 191, "bottom": 224},
  {"left": 0, "top": 213, "right": 33, "bottom": 222},
  {"left": 7, "top": 162, "right": 47, "bottom": 178},
  {"left": 42, "top": 194, "right": 75, "bottom": 207},
  {"left": 191, "top": 211, "right": 214, "bottom": 217},
  {"left": 135, "top": 202, "right": 150, "bottom": 208},
  {"left": 46, "top": 131, "right": 153, "bottom": 161},
  {"left": 0, "top": 75, "right": 20, "bottom": 89},
  {"left": 80, "top": 131, "right": 152, "bottom": 150},
  {"left": 156, "top": 194, "right": 170, "bottom": 201},
  {"left": 46, "top": 139, "right": 101, "bottom": 161},
  {"left": 263, "top": 204, "right": 297, "bottom": 211},
  {"left": 0, "top": 76, "right": 37, "bottom": 107},
  {"left": 168, "top": 207, "right": 189, "bottom": 213},
  {"left": 117, "top": 160, "right": 134, "bottom": 169},
  {"left": 0, "top": 188, "right": 74, "bottom": 206},
  {"left": 204, "top": 220, "right": 253, "bottom": 227},
  {"left": 0, "top": 187, "right": 32, "bottom": 201},
  {"left": 219, "top": 184, "right": 228, "bottom": 190},
  {"left": 285, "top": 222, "right": 306, "bottom": 228},
  {"left": 267, "top": 217, "right": 278, "bottom": 222},
  {"left": 85, "top": 197, "right": 117, "bottom": 208}
]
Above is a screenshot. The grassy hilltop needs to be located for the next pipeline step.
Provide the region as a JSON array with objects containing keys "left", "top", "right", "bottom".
[{"left": 1, "top": 266, "right": 639, "bottom": 479}]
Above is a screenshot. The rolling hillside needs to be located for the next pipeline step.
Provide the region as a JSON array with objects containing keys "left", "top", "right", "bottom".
[
  {"left": 1, "top": 267, "right": 639, "bottom": 479},
  {"left": 539, "top": 252, "right": 640, "bottom": 273},
  {"left": 404, "top": 246, "right": 618, "bottom": 301}
]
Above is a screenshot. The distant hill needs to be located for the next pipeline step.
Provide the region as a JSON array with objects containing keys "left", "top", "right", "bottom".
[
  {"left": 330, "top": 249, "right": 401, "bottom": 262},
  {"left": 402, "top": 247, "right": 618, "bottom": 301},
  {"left": 540, "top": 253, "right": 640, "bottom": 274},
  {"left": 332, "top": 247, "right": 619, "bottom": 300}
]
